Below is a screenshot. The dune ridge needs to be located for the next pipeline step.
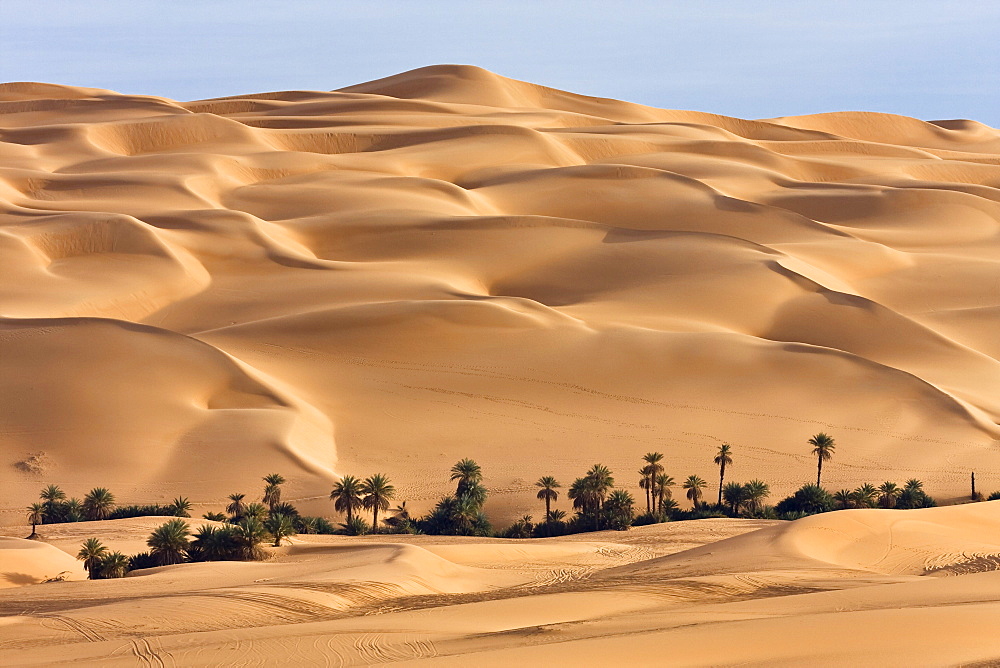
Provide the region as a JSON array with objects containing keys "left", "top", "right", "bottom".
[{"left": 3, "top": 65, "right": 1000, "bottom": 522}]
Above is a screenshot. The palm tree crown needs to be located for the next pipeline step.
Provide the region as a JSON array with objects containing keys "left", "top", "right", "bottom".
[
  {"left": 450, "top": 459, "right": 483, "bottom": 497},
  {"left": 809, "top": 433, "right": 836, "bottom": 487},
  {"left": 82, "top": 488, "right": 116, "bottom": 521},
  {"left": 226, "top": 493, "right": 247, "bottom": 519},
  {"left": 330, "top": 475, "right": 364, "bottom": 521},
  {"left": 683, "top": 475, "right": 707, "bottom": 508},
  {"left": 147, "top": 519, "right": 191, "bottom": 566}
]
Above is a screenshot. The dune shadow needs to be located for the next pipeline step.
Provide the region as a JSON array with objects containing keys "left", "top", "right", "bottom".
[{"left": 1, "top": 572, "right": 39, "bottom": 586}]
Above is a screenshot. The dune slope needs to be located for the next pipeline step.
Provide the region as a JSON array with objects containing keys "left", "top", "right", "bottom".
[{"left": 3, "top": 65, "right": 1000, "bottom": 519}]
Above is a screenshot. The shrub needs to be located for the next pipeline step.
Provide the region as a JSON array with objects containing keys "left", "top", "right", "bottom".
[
  {"left": 109, "top": 504, "right": 175, "bottom": 520},
  {"left": 202, "top": 512, "right": 227, "bottom": 522},
  {"left": 128, "top": 552, "right": 159, "bottom": 571},
  {"left": 775, "top": 484, "right": 834, "bottom": 516},
  {"left": 340, "top": 515, "right": 371, "bottom": 536},
  {"left": 988, "top": 491, "right": 1000, "bottom": 501},
  {"left": 500, "top": 515, "right": 534, "bottom": 539}
]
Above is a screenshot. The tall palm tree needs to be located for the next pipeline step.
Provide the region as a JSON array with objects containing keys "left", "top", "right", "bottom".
[
  {"left": 330, "top": 475, "right": 364, "bottom": 521},
  {"left": 877, "top": 482, "right": 900, "bottom": 509},
  {"left": 77, "top": 538, "right": 108, "bottom": 579},
  {"left": 39, "top": 484, "right": 66, "bottom": 523},
  {"left": 147, "top": 519, "right": 191, "bottom": 566},
  {"left": 450, "top": 459, "right": 483, "bottom": 497},
  {"left": 99, "top": 551, "right": 130, "bottom": 579},
  {"left": 683, "top": 475, "right": 707, "bottom": 509},
  {"left": 714, "top": 444, "right": 733, "bottom": 506},
  {"left": 82, "top": 488, "right": 116, "bottom": 521},
  {"left": 744, "top": 479, "right": 770, "bottom": 514},
  {"left": 26, "top": 503, "right": 44, "bottom": 539},
  {"left": 262, "top": 473, "right": 286, "bottom": 511},
  {"left": 226, "top": 493, "right": 247, "bottom": 520},
  {"left": 654, "top": 474, "right": 675, "bottom": 515},
  {"left": 264, "top": 514, "right": 297, "bottom": 547},
  {"left": 642, "top": 452, "right": 665, "bottom": 513},
  {"left": 809, "top": 433, "right": 836, "bottom": 487},
  {"left": 535, "top": 476, "right": 560, "bottom": 523},
  {"left": 639, "top": 467, "right": 654, "bottom": 514},
  {"left": 361, "top": 473, "right": 395, "bottom": 530}
]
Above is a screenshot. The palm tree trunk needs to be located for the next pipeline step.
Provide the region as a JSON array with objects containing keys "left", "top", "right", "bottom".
[
  {"left": 718, "top": 464, "right": 725, "bottom": 506},
  {"left": 373, "top": 507, "right": 379, "bottom": 531},
  {"left": 817, "top": 457, "right": 822, "bottom": 487},
  {"left": 645, "top": 484, "right": 650, "bottom": 514},
  {"left": 545, "top": 497, "right": 551, "bottom": 523}
]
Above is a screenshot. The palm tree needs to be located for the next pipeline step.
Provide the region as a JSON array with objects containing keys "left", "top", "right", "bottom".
[
  {"left": 642, "top": 452, "right": 665, "bottom": 513},
  {"left": 877, "top": 482, "right": 900, "bottom": 509},
  {"left": 170, "top": 496, "right": 192, "bottom": 518},
  {"left": 654, "top": 474, "right": 675, "bottom": 516},
  {"left": 603, "top": 489, "right": 635, "bottom": 530},
  {"left": 851, "top": 483, "right": 878, "bottom": 509},
  {"left": 147, "top": 518, "right": 191, "bottom": 566},
  {"left": 64, "top": 498, "right": 84, "bottom": 522},
  {"left": 833, "top": 489, "right": 854, "bottom": 510},
  {"left": 264, "top": 514, "right": 297, "bottom": 546},
  {"left": 683, "top": 475, "right": 707, "bottom": 509},
  {"left": 361, "top": 473, "right": 396, "bottom": 530},
  {"left": 547, "top": 508, "right": 567, "bottom": 523},
  {"left": 99, "top": 551, "right": 130, "bottom": 579},
  {"left": 226, "top": 493, "right": 247, "bottom": 520},
  {"left": 330, "top": 475, "right": 364, "bottom": 521},
  {"left": 722, "top": 482, "right": 750, "bottom": 515},
  {"left": 236, "top": 517, "right": 268, "bottom": 560},
  {"left": 26, "top": 503, "right": 44, "bottom": 539},
  {"left": 82, "top": 488, "right": 116, "bottom": 521},
  {"left": 714, "top": 444, "right": 733, "bottom": 506},
  {"left": 744, "top": 479, "right": 770, "bottom": 514},
  {"left": 809, "top": 433, "right": 836, "bottom": 487},
  {"left": 39, "top": 484, "right": 66, "bottom": 523},
  {"left": 639, "top": 467, "right": 654, "bottom": 514},
  {"left": 243, "top": 502, "right": 269, "bottom": 521},
  {"left": 77, "top": 538, "right": 108, "bottom": 579},
  {"left": 450, "top": 459, "right": 483, "bottom": 497},
  {"left": 262, "top": 473, "right": 286, "bottom": 511},
  {"left": 536, "top": 476, "right": 560, "bottom": 524}
]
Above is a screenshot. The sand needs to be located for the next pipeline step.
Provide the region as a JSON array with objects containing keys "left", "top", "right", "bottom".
[
  {"left": 1, "top": 504, "right": 999, "bottom": 665},
  {"left": 3, "top": 65, "right": 1000, "bottom": 662}
]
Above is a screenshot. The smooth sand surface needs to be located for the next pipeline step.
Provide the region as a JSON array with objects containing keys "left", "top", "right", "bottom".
[
  {"left": 1, "top": 505, "right": 999, "bottom": 665},
  {"left": 3, "top": 65, "right": 1000, "bottom": 662}
]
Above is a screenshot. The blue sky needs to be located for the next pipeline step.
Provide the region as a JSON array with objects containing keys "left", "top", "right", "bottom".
[{"left": 2, "top": 1, "right": 998, "bottom": 125}]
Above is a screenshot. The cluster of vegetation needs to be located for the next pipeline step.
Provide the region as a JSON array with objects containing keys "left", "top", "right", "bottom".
[
  {"left": 27, "top": 431, "right": 993, "bottom": 581},
  {"left": 60, "top": 474, "right": 340, "bottom": 579}
]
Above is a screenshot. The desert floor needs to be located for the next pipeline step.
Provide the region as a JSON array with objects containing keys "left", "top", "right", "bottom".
[{"left": 1, "top": 503, "right": 1000, "bottom": 666}]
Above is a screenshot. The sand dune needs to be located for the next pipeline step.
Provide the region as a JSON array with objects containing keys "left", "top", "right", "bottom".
[
  {"left": 6, "top": 65, "right": 1000, "bottom": 518},
  {"left": 3, "top": 64, "right": 1000, "bottom": 661},
  {"left": 1, "top": 505, "right": 998, "bottom": 665}
]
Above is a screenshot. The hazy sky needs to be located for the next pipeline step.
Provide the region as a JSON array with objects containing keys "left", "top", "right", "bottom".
[{"left": 3, "top": 1, "right": 999, "bottom": 125}]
